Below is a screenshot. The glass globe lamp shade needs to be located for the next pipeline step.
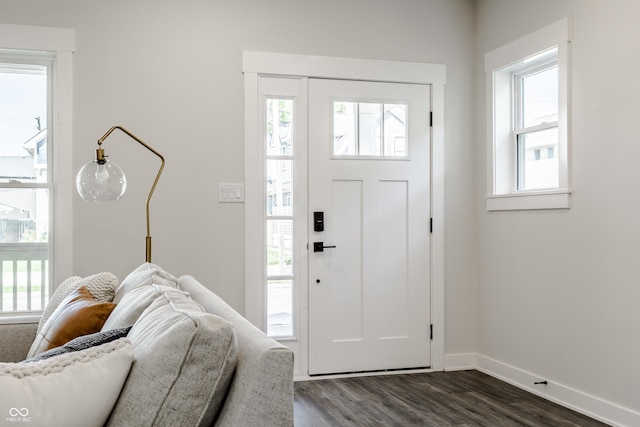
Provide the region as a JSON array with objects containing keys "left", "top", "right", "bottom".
[{"left": 76, "top": 160, "right": 127, "bottom": 201}]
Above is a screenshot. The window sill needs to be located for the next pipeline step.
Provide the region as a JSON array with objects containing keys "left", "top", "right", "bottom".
[
  {"left": 486, "top": 189, "right": 571, "bottom": 211},
  {"left": 0, "top": 314, "right": 41, "bottom": 325}
]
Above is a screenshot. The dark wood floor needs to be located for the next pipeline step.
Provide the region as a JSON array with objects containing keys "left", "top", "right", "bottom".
[{"left": 294, "top": 370, "right": 609, "bottom": 426}]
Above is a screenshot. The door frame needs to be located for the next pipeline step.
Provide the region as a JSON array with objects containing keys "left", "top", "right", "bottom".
[{"left": 243, "top": 51, "right": 446, "bottom": 376}]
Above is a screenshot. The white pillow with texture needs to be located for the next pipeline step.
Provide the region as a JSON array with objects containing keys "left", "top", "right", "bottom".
[
  {"left": 102, "top": 284, "right": 187, "bottom": 331},
  {"left": 112, "top": 263, "right": 178, "bottom": 303},
  {"left": 36, "top": 276, "right": 82, "bottom": 335},
  {"left": 0, "top": 338, "right": 133, "bottom": 427}
]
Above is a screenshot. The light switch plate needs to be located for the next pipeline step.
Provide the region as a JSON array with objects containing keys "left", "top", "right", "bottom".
[{"left": 218, "top": 183, "right": 245, "bottom": 203}]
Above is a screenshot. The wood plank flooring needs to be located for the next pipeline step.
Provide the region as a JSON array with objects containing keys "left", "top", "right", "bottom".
[{"left": 294, "top": 370, "right": 609, "bottom": 426}]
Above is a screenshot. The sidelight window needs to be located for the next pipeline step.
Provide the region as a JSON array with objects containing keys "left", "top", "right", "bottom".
[{"left": 265, "top": 97, "right": 295, "bottom": 337}]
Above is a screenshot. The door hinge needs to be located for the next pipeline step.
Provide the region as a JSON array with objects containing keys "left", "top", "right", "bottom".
[
  {"left": 429, "top": 111, "right": 433, "bottom": 127},
  {"left": 430, "top": 217, "right": 433, "bottom": 233},
  {"left": 430, "top": 324, "right": 433, "bottom": 340}
]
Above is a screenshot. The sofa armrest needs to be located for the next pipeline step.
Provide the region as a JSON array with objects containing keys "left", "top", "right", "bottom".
[
  {"left": 178, "top": 276, "right": 294, "bottom": 427},
  {"left": 214, "top": 324, "right": 293, "bottom": 427},
  {"left": 0, "top": 321, "right": 37, "bottom": 362}
]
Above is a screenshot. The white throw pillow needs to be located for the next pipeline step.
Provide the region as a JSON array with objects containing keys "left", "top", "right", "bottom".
[
  {"left": 112, "top": 263, "right": 178, "bottom": 304},
  {"left": 0, "top": 338, "right": 133, "bottom": 427},
  {"left": 36, "top": 275, "right": 82, "bottom": 335},
  {"left": 102, "top": 284, "right": 187, "bottom": 331}
]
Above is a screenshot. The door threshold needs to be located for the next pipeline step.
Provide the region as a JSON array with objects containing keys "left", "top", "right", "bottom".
[{"left": 295, "top": 367, "right": 432, "bottom": 382}]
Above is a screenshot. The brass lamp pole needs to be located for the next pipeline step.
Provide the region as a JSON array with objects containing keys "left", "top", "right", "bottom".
[{"left": 76, "top": 126, "right": 165, "bottom": 263}]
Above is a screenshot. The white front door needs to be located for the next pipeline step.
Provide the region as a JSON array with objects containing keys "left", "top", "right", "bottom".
[{"left": 308, "top": 78, "right": 431, "bottom": 375}]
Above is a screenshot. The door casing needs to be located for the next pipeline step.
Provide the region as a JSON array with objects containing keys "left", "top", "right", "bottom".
[{"left": 243, "top": 51, "right": 446, "bottom": 377}]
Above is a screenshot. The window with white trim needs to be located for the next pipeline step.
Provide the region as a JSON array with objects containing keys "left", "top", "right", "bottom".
[
  {"left": 0, "top": 24, "right": 75, "bottom": 318},
  {"left": 0, "top": 57, "right": 51, "bottom": 313},
  {"left": 485, "top": 18, "right": 571, "bottom": 211}
]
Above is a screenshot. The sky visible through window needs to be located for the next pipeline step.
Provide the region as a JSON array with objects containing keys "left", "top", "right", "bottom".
[
  {"left": 0, "top": 69, "right": 47, "bottom": 157},
  {"left": 522, "top": 66, "right": 558, "bottom": 128}
]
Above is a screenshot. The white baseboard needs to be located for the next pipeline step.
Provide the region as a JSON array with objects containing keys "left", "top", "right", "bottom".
[
  {"left": 475, "top": 354, "right": 640, "bottom": 427},
  {"left": 444, "top": 352, "right": 476, "bottom": 371},
  {"left": 443, "top": 352, "right": 640, "bottom": 426}
]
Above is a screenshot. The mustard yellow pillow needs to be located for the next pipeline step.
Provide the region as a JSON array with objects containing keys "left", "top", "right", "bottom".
[{"left": 29, "top": 286, "right": 117, "bottom": 356}]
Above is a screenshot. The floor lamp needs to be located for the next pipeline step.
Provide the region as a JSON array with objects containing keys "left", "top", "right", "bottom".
[{"left": 76, "top": 126, "right": 165, "bottom": 263}]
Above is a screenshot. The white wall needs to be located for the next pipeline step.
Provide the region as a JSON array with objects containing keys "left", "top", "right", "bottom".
[
  {"left": 1, "top": 0, "right": 478, "bottom": 354},
  {"left": 476, "top": 0, "right": 640, "bottom": 417},
  {"left": 6, "top": 0, "right": 638, "bottom": 421}
]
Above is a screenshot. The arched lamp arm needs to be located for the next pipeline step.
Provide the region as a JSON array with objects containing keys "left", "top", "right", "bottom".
[{"left": 97, "top": 125, "right": 165, "bottom": 263}]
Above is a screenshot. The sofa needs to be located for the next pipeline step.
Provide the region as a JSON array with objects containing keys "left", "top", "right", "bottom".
[{"left": 0, "top": 263, "right": 294, "bottom": 427}]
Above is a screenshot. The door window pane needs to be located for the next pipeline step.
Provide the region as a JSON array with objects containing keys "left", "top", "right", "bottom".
[
  {"left": 358, "top": 102, "right": 380, "bottom": 156},
  {"left": 333, "top": 101, "right": 357, "bottom": 156},
  {"left": 383, "top": 104, "right": 407, "bottom": 156},
  {"left": 333, "top": 101, "right": 408, "bottom": 157}
]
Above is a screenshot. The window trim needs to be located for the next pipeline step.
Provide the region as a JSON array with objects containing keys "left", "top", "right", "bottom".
[
  {"left": 0, "top": 24, "right": 75, "bottom": 320},
  {"left": 485, "top": 18, "right": 571, "bottom": 211}
]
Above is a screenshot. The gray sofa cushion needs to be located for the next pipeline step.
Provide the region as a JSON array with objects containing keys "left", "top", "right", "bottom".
[
  {"left": 0, "top": 322, "right": 37, "bottom": 363},
  {"left": 178, "top": 275, "right": 294, "bottom": 427},
  {"left": 106, "top": 287, "right": 238, "bottom": 427}
]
